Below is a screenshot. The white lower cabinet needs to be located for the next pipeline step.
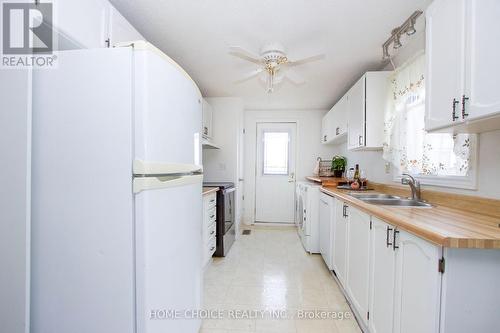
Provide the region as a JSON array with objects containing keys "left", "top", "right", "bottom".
[
  {"left": 392, "top": 229, "right": 442, "bottom": 333},
  {"left": 322, "top": 194, "right": 499, "bottom": 333},
  {"left": 369, "top": 218, "right": 396, "bottom": 333},
  {"left": 202, "top": 192, "right": 217, "bottom": 267},
  {"left": 332, "top": 200, "right": 348, "bottom": 287},
  {"left": 345, "top": 207, "right": 371, "bottom": 327},
  {"left": 319, "top": 193, "right": 335, "bottom": 270}
]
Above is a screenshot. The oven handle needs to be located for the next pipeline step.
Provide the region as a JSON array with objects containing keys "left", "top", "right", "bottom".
[{"left": 222, "top": 187, "right": 236, "bottom": 194}]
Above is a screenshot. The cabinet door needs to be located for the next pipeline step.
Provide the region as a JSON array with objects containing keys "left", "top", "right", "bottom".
[
  {"left": 332, "top": 200, "right": 348, "bottom": 287},
  {"left": 464, "top": 0, "right": 500, "bottom": 121},
  {"left": 202, "top": 99, "right": 212, "bottom": 139},
  {"left": 319, "top": 194, "right": 333, "bottom": 269},
  {"left": 346, "top": 206, "right": 371, "bottom": 326},
  {"left": 56, "top": 0, "right": 108, "bottom": 48},
  {"left": 393, "top": 230, "right": 441, "bottom": 333},
  {"left": 369, "top": 218, "right": 396, "bottom": 333},
  {"left": 425, "top": 0, "right": 466, "bottom": 131},
  {"left": 108, "top": 5, "right": 144, "bottom": 46},
  {"left": 321, "top": 111, "right": 330, "bottom": 143},
  {"left": 347, "top": 76, "right": 365, "bottom": 150},
  {"left": 336, "top": 95, "right": 347, "bottom": 136}
]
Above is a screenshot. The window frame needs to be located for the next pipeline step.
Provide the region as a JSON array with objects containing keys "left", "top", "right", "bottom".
[{"left": 261, "top": 129, "right": 291, "bottom": 176}]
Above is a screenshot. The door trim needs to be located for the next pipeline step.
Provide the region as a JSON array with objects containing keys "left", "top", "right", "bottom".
[{"left": 253, "top": 121, "right": 298, "bottom": 223}]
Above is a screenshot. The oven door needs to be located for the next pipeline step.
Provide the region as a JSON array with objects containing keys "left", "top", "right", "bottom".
[{"left": 223, "top": 187, "right": 236, "bottom": 234}]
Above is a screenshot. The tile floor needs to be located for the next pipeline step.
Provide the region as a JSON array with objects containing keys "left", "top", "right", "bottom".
[{"left": 201, "top": 225, "right": 362, "bottom": 333}]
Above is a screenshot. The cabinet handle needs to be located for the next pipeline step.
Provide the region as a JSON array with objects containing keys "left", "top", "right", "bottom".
[
  {"left": 452, "top": 98, "right": 459, "bottom": 121},
  {"left": 392, "top": 229, "right": 400, "bottom": 251},
  {"left": 210, "top": 215, "right": 215, "bottom": 219},
  {"left": 324, "top": 135, "right": 327, "bottom": 142},
  {"left": 358, "top": 135, "right": 363, "bottom": 146},
  {"left": 386, "top": 226, "right": 393, "bottom": 247},
  {"left": 462, "top": 95, "right": 469, "bottom": 118},
  {"left": 210, "top": 199, "right": 215, "bottom": 203},
  {"left": 210, "top": 230, "right": 215, "bottom": 235},
  {"left": 343, "top": 204, "right": 348, "bottom": 218},
  {"left": 336, "top": 127, "right": 340, "bottom": 136},
  {"left": 342, "top": 205, "right": 346, "bottom": 217},
  {"left": 203, "top": 126, "right": 208, "bottom": 135},
  {"left": 210, "top": 246, "right": 215, "bottom": 251}
]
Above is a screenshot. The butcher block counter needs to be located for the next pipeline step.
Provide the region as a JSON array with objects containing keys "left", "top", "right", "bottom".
[
  {"left": 306, "top": 176, "right": 346, "bottom": 186},
  {"left": 321, "top": 186, "right": 500, "bottom": 249},
  {"left": 202, "top": 187, "right": 218, "bottom": 196}
]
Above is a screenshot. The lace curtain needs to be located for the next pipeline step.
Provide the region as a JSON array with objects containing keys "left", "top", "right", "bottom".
[{"left": 382, "top": 53, "right": 476, "bottom": 177}]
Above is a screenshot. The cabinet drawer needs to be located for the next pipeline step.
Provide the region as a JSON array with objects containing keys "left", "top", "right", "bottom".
[
  {"left": 207, "top": 236, "right": 216, "bottom": 257},
  {"left": 203, "top": 193, "right": 217, "bottom": 210},
  {"left": 206, "top": 222, "right": 216, "bottom": 243},
  {"left": 205, "top": 206, "right": 216, "bottom": 226}
]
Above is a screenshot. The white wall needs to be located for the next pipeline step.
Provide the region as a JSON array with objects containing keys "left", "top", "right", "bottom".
[
  {"left": 328, "top": 30, "right": 500, "bottom": 199},
  {"left": 202, "top": 97, "right": 245, "bottom": 232},
  {"left": 243, "top": 109, "right": 337, "bottom": 224},
  {"left": 0, "top": 70, "right": 31, "bottom": 333}
]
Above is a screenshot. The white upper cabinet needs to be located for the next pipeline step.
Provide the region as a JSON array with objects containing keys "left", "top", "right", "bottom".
[
  {"left": 54, "top": 0, "right": 109, "bottom": 48},
  {"left": 321, "top": 94, "right": 348, "bottom": 144},
  {"left": 346, "top": 206, "right": 371, "bottom": 327},
  {"left": 202, "top": 99, "right": 213, "bottom": 139},
  {"left": 321, "top": 110, "right": 332, "bottom": 143},
  {"left": 347, "top": 72, "right": 390, "bottom": 150},
  {"left": 464, "top": 0, "right": 500, "bottom": 122},
  {"left": 107, "top": 4, "right": 144, "bottom": 46},
  {"left": 425, "top": 0, "right": 466, "bottom": 131},
  {"left": 426, "top": 0, "right": 500, "bottom": 132},
  {"left": 393, "top": 230, "right": 441, "bottom": 333},
  {"left": 52, "top": 0, "right": 143, "bottom": 49}
]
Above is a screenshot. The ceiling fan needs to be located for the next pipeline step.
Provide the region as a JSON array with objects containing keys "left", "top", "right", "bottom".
[{"left": 229, "top": 42, "right": 325, "bottom": 93}]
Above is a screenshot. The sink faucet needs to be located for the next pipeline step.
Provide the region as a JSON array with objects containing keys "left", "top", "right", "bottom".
[{"left": 401, "top": 173, "right": 421, "bottom": 201}]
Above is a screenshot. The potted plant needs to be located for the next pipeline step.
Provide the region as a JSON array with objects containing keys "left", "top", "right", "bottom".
[{"left": 331, "top": 155, "right": 347, "bottom": 178}]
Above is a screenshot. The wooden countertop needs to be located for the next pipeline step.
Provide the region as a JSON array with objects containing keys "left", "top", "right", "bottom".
[
  {"left": 306, "top": 176, "right": 346, "bottom": 186},
  {"left": 320, "top": 186, "right": 500, "bottom": 249},
  {"left": 202, "top": 187, "right": 218, "bottom": 196}
]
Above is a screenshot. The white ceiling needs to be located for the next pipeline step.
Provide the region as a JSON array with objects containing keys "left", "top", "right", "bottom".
[{"left": 110, "top": 0, "right": 432, "bottom": 110}]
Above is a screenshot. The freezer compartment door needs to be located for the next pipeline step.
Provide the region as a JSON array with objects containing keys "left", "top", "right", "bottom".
[
  {"left": 133, "top": 43, "right": 202, "bottom": 166},
  {"left": 135, "top": 175, "right": 203, "bottom": 333}
]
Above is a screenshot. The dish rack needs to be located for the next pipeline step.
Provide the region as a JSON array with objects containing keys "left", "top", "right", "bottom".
[{"left": 317, "top": 158, "right": 333, "bottom": 177}]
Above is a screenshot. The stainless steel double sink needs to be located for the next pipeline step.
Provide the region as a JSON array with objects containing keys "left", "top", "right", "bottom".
[{"left": 348, "top": 193, "right": 432, "bottom": 208}]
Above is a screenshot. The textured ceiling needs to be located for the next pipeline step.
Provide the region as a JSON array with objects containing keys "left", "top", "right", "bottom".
[{"left": 110, "top": 0, "right": 431, "bottom": 110}]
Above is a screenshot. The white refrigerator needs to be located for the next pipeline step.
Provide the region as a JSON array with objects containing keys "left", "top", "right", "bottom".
[{"left": 31, "top": 42, "right": 203, "bottom": 333}]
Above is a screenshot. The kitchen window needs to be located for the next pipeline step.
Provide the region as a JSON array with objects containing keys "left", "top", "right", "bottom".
[
  {"left": 262, "top": 131, "right": 290, "bottom": 175},
  {"left": 383, "top": 53, "right": 478, "bottom": 189}
]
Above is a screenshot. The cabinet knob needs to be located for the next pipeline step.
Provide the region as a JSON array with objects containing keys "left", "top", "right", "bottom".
[
  {"left": 452, "top": 98, "right": 459, "bottom": 121},
  {"left": 461, "top": 95, "right": 469, "bottom": 119}
]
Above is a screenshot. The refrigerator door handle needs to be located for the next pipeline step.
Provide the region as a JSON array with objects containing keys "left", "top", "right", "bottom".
[
  {"left": 133, "top": 160, "right": 203, "bottom": 176},
  {"left": 133, "top": 174, "right": 203, "bottom": 193}
]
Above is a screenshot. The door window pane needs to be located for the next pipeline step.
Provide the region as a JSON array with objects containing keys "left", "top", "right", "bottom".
[{"left": 262, "top": 131, "right": 289, "bottom": 175}]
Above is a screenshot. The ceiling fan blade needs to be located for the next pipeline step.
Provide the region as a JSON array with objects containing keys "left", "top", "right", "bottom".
[
  {"left": 228, "top": 46, "right": 262, "bottom": 64},
  {"left": 288, "top": 53, "right": 325, "bottom": 67},
  {"left": 285, "top": 69, "right": 305, "bottom": 85},
  {"left": 234, "top": 68, "right": 264, "bottom": 83}
]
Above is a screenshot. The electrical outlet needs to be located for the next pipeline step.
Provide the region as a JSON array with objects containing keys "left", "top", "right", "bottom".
[{"left": 385, "top": 162, "right": 391, "bottom": 174}]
